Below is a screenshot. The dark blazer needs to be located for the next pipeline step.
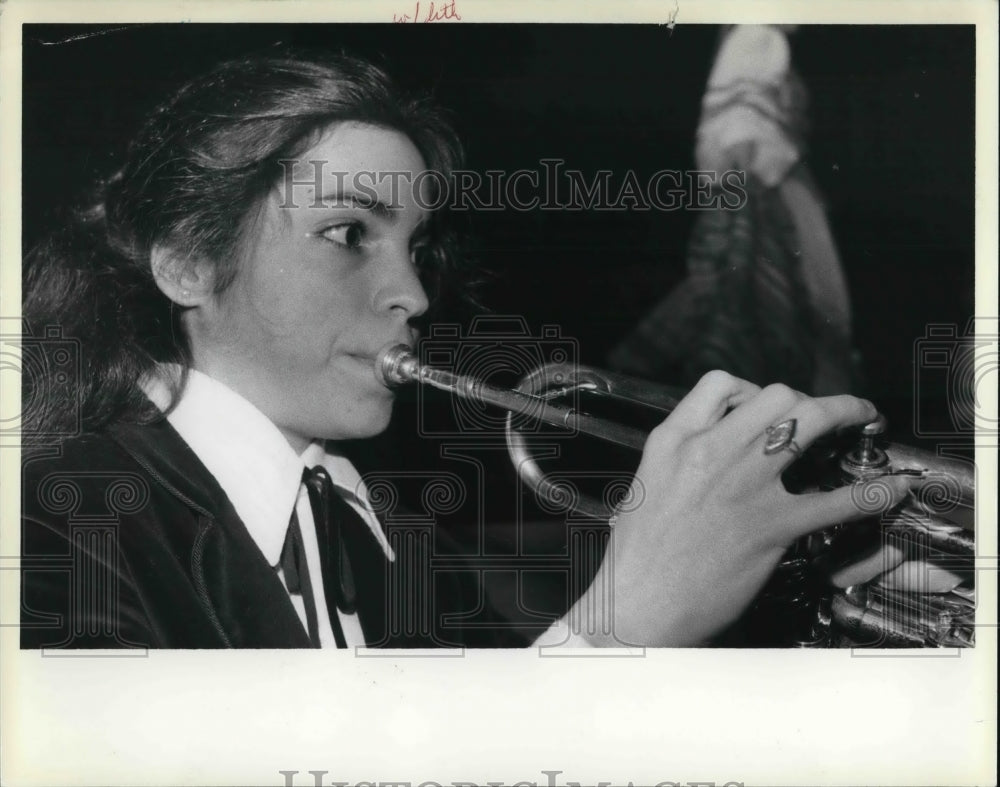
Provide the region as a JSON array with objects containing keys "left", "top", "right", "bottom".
[{"left": 20, "top": 419, "right": 529, "bottom": 649}]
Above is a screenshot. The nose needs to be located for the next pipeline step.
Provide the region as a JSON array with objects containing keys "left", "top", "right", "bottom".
[{"left": 372, "top": 245, "right": 430, "bottom": 322}]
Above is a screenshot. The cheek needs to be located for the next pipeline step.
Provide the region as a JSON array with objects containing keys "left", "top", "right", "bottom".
[
  {"left": 228, "top": 263, "right": 365, "bottom": 345},
  {"left": 302, "top": 277, "right": 372, "bottom": 348},
  {"left": 217, "top": 281, "right": 304, "bottom": 344},
  {"left": 228, "top": 233, "right": 324, "bottom": 331}
]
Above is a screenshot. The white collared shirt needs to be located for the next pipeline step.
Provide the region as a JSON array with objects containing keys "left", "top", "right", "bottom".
[{"left": 147, "top": 368, "right": 392, "bottom": 647}]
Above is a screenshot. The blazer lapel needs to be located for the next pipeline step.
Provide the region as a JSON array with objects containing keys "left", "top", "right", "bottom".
[
  {"left": 334, "top": 495, "right": 395, "bottom": 646},
  {"left": 110, "top": 419, "right": 312, "bottom": 648},
  {"left": 192, "top": 514, "right": 312, "bottom": 648},
  {"left": 338, "top": 500, "right": 474, "bottom": 648}
]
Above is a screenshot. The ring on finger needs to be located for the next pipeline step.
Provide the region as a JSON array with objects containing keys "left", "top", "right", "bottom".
[
  {"left": 782, "top": 439, "right": 802, "bottom": 457},
  {"left": 763, "top": 418, "right": 801, "bottom": 456}
]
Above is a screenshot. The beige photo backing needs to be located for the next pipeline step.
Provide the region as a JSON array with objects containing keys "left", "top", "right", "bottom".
[{"left": 1, "top": 2, "right": 996, "bottom": 786}]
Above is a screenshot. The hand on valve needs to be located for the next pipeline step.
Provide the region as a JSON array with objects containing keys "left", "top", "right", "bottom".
[{"left": 567, "top": 370, "right": 916, "bottom": 647}]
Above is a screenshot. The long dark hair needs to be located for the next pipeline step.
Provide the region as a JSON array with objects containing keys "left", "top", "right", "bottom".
[{"left": 22, "top": 50, "right": 473, "bottom": 439}]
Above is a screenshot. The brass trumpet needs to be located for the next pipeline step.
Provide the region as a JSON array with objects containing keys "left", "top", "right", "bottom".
[{"left": 375, "top": 344, "right": 976, "bottom": 647}]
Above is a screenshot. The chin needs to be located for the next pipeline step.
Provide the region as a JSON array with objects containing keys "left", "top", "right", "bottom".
[{"left": 322, "top": 399, "right": 395, "bottom": 441}]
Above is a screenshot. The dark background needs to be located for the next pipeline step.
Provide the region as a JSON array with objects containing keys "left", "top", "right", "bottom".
[
  {"left": 22, "top": 24, "right": 976, "bottom": 621},
  {"left": 22, "top": 23, "right": 976, "bottom": 414}
]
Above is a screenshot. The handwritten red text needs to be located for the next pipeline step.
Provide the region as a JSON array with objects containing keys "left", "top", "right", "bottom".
[{"left": 393, "top": 0, "right": 462, "bottom": 23}]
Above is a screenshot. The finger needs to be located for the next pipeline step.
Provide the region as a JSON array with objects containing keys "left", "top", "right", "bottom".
[
  {"left": 767, "top": 395, "right": 880, "bottom": 471},
  {"left": 827, "top": 542, "right": 906, "bottom": 588},
  {"left": 660, "top": 370, "right": 761, "bottom": 436},
  {"left": 778, "top": 474, "right": 914, "bottom": 542},
  {"left": 712, "top": 382, "right": 804, "bottom": 447},
  {"left": 877, "top": 560, "right": 969, "bottom": 593},
  {"left": 721, "top": 392, "right": 878, "bottom": 469},
  {"left": 779, "top": 395, "right": 878, "bottom": 454}
]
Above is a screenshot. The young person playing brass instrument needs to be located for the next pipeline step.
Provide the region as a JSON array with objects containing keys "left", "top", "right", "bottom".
[{"left": 19, "top": 51, "right": 913, "bottom": 649}]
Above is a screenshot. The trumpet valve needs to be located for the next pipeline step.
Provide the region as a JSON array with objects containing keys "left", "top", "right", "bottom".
[{"left": 840, "top": 413, "right": 890, "bottom": 480}]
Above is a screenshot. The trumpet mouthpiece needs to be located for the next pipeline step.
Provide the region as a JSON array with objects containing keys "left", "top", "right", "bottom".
[{"left": 374, "top": 343, "right": 418, "bottom": 388}]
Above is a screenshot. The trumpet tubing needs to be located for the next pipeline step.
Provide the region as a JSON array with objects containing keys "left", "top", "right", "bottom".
[{"left": 376, "top": 343, "right": 678, "bottom": 451}]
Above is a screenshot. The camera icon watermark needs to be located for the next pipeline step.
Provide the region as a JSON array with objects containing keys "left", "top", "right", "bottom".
[
  {"left": 913, "top": 317, "right": 998, "bottom": 438},
  {"left": 415, "top": 316, "right": 580, "bottom": 439},
  {"left": 1, "top": 319, "right": 81, "bottom": 445}
]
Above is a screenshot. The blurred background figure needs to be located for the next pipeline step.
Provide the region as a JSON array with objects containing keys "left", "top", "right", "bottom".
[{"left": 610, "top": 25, "right": 858, "bottom": 396}]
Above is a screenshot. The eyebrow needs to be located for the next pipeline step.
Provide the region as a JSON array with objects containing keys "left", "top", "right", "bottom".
[{"left": 318, "top": 191, "right": 398, "bottom": 220}]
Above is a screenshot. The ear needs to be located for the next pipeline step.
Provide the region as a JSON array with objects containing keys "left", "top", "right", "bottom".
[{"left": 150, "top": 243, "right": 216, "bottom": 307}]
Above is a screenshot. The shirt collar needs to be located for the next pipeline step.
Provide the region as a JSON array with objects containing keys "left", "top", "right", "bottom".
[{"left": 144, "top": 367, "right": 393, "bottom": 566}]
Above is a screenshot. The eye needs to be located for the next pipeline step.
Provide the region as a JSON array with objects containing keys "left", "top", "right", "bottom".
[
  {"left": 410, "top": 241, "right": 431, "bottom": 268},
  {"left": 318, "top": 221, "right": 366, "bottom": 250},
  {"left": 409, "top": 226, "right": 434, "bottom": 269}
]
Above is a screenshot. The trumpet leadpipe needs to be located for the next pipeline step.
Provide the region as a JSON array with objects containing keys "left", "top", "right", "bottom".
[{"left": 374, "top": 343, "right": 648, "bottom": 450}]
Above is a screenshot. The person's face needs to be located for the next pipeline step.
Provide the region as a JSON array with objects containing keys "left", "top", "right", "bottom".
[{"left": 187, "top": 122, "right": 431, "bottom": 452}]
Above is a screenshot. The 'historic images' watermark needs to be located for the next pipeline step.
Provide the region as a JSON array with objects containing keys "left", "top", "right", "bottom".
[{"left": 277, "top": 160, "right": 748, "bottom": 213}]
